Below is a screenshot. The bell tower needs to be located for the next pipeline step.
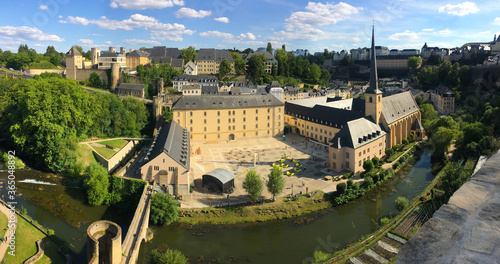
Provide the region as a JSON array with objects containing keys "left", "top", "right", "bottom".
[{"left": 365, "top": 26, "right": 383, "bottom": 124}]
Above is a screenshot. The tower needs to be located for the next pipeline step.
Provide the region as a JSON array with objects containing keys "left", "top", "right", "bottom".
[
  {"left": 66, "top": 46, "right": 82, "bottom": 80},
  {"left": 365, "top": 26, "right": 383, "bottom": 124},
  {"left": 91, "top": 48, "right": 100, "bottom": 66}
]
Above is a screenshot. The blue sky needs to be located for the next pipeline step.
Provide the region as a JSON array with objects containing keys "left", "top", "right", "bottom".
[{"left": 1, "top": 0, "right": 500, "bottom": 54}]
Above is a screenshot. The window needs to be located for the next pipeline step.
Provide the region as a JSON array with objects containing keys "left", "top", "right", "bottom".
[
  {"left": 204, "top": 135, "right": 206, "bottom": 139},
  {"left": 228, "top": 118, "right": 231, "bottom": 123},
  {"left": 320, "top": 129, "right": 322, "bottom": 133},
  {"left": 256, "top": 109, "right": 258, "bottom": 114},
  {"left": 218, "top": 126, "right": 220, "bottom": 131},
  {"left": 233, "top": 111, "right": 235, "bottom": 115},
  {"left": 243, "top": 110, "right": 246, "bottom": 115},
  {"left": 190, "top": 127, "right": 192, "bottom": 132},
  {"left": 267, "top": 123, "right": 270, "bottom": 127},
  {"left": 359, "top": 161, "right": 361, "bottom": 167},
  {"left": 177, "top": 112, "right": 180, "bottom": 117},
  {"left": 218, "top": 119, "right": 220, "bottom": 124},
  {"left": 217, "top": 111, "right": 220, "bottom": 116},
  {"left": 243, "top": 132, "right": 246, "bottom": 137},
  {"left": 154, "top": 166, "right": 159, "bottom": 171},
  {"left": 233, "top": 118, "right": 235, "bottom": 122},
  {"left": 256, "top": 131, "right": 258, "bottom": 135},
  {"left": 267, "top": 130, "right": 270, "bottom": 134},
  {"left": 256, "top": 117, "right": 258, "bottom": 121},
  {"left": 228, "top": 126, "right": 231, "bottom": 130},
  {"left": 346, "top": 161, "right": 350, "bottom": 168},
  {"left": 359, "top": 152, "right": 361, "bottom": 157},
  {"left": 368, "top": 148, "right": 370, "bottom": 153},
  {"left": 204, "top": 111, "right": 207, "bottom": 116},
  {"left": 177, "top": 119, "right": 180, "bottom": 124},
  {"left": 218, "top": 134, "right": 220, "bottom": 139},
  {"left": 256, "top": 124, "right": 258, "bottom": 128},
  {"left": 268, "top": 108, "right": 270, "bottom": 113},
  {"left": 204, "top": 119, "right": 207, "bottom": 124},
  {"left": 332, "top": 162, "right": 336, "bottom": 169},
  {"left": 379, "top": 150, "right": 382, "bottom": 155},
  {"left": 228, "top": 110, "right": 231, "bottom": 115},
  {"left": 320, "top": 136, "right": 322, "bottom": 140},
  {"left": 346, "top": 152, "right": 350, "bottom": 159},
  {"left": 267, "top": 116, "right": 270, "bottom": 120},
  {"left": 233, "top": 125, "right": 235, "bottom": 130},
  {"left": 243, "top": 125, "right": 246, "bottom": 129},
  {"left": 243, "top": 117, "right": 246, "bottom": 122},
  {"left": 363, "top": 150, "right": 366, "bottom": 154},
  {"left": 190, "top": 120, "right": 193, "bottom": 124},
  {"left": 204, "top": 127, "right": 206, "bottom": 132},
  {"left": 369, "top": 97, "right": 373, "bottom": 103}
]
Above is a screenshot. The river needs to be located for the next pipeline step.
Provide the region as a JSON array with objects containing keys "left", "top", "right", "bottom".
[{"left": 0, "top": 149, "right": 436, "bottom": 263}]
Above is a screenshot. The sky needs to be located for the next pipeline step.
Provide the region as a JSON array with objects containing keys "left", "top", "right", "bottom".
[{"left": 1, "top": 0, "right": 500, "bottom": 54}]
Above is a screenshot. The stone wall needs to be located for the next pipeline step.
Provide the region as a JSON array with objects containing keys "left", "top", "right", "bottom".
[
  {"left": 25, "top": 69, "right": 66, "bottom": 75},
  {"left": 87, "top": 220, "right": 122, "bottom": 264},
  {"left": 93, "top": 140, "right": 137, "bottom": 172},
  {"left": 397, "top": 150, "right": 500, "bottom": 264},
  {"left": 24, "top": 240, "right": 44, "bottom": 264}
]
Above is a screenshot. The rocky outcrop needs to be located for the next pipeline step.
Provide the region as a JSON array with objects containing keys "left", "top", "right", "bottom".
[{"left": 397, "top": 151, "right": 500, "bottom": 264}]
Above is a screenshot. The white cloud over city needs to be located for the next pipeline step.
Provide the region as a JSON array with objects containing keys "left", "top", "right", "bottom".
[{"left": 438, "top": 2, "right": 479, "bottom": 16}]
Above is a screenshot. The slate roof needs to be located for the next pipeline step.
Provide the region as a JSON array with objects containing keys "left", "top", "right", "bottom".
[
  {"left": 244, "top": 50, "right": 277, "bottom": 62},
  {"left": 117, "top": 83, "right": 144, "bottom": 91},
  {"left": 201, "top": 86, "right": 218, "bottom": 94},
  {"left": 100, "top": 52, "right": 123, "bottom": 58},
  {"left": 195, "top": 49, "right": 234, "bottom": 62},
  {"left": 330, "top": 117, "right": 386, "bottom": 149},
  {"left": 128, "top": 50, "right": 150, "bottom": 57},
  {"left": 173, "top": 75, "right": 218, "bottom": 82},
  {"left": 66, "top": 46, "right": 82, "bottom": 57},
  {"left": 148, "top": 121, "right": 190, "bottom": 169},
  {"left": 172, "top": 94, "right": 283, "bottom": 110},
  {"left": 381, "top": 91, "right": 419, "bottom": 124},
  {"left": 203, "top": 168, "right": 235, "bottom": 184},
  {"left": 285, "top": 101, "right": 365, "bottom": 129},
  {"left": 145, "top": 46, "right": 182, "bottom": 59},
  {"left": 286, "top": 96, "right": 365, "bottom": 112}
]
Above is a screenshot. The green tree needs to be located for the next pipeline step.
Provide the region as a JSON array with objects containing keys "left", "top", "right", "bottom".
[
  {"left": 150, "top": 193, "right": 179, "bottom": 226},
  {"left": 163, "top": 106, "right": 173, "bottom": 123},
  {"left": 275, "top": 48, "right": 288, "bottom": 76},
  {"left": 266, "top": 166, "right": 285, "bottom": 200},
  {"left": 336, "top": 182, "right": 347, "bottom": 194},
  {"left": 363, "top": 176, "right": 374, "bottom": 187},
  {"left": 150, "top": 249, "right": 187, "bottom": 264},
  {"left": 371, "top": 156, "right": 380, "bottom": 167},
  {"left": 243, "top": 169, "right": 263, "bottom": 202},
  {"left": 408, "top": 56, "right": 423, "bottom": 69},
  {"left": 246, "top": 54, "right": 266, "bottom": 82},
  {"left": 271, "top": 64, "right": 277, "bottom": 77},
  {"left": 462, "top": 122, "right": 486, "bottom": 146},
  {"left": 432, "top": 127, "right": 458, "bottom": 156},
  {"left": 363, "top": 160, "right": 374, "bottom": 172},
  {"left": 309, "top": 63, "right": 321, "bottom": 83},
  {"left": 180, "top": 46, "right": 197, "bottom": 63},
  {"left": 83, "top": 163, "right": 110, "bottom": 206},
  {"left": 320, "top": 69, "right": 331, "bottom": 86},
  {"left": 44, "top": 45, "right": 58, "bottom": 57},
  {"left": 385, "top": 148, "right": 394, "bottom": 157},
  {"left": 230, "top": 52, "right": 246, "bottom": 75},
  {"left": 88, "top": 72, "right": 103, "bottom": 88},
  {"left": 218, "top": 59, "right": 232, "bottom": 79},
  {"left": 395, "top": 196, "right": 409, "bottom": 212},
  {"left": 266, "top": 42, "right": 273, "bottom": 54}
]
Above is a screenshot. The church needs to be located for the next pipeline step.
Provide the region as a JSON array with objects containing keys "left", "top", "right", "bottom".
[{"left": 284, "top": 27, "right": 424, "bottom": 173}]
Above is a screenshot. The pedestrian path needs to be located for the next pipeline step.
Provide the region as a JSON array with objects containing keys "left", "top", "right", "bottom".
[{"left": 0, "top": 202, "right": 16, "bottom": 261}]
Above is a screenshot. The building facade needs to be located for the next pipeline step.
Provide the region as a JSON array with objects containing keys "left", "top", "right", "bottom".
[
  {"left": 194, "top": 49, "right": 235, "bottom": 75},
  {"left": 126, "top": 50, "right": 150, "bottom": 69},
  {"left": 172, "top": 75, "right": 218, "bottom": 92},
  {"left": 172, "top": 94, "right": 284, "bottom": 141},
  {"left": 245, "top": 51, "right": 278, "bottom": 74},
  {"left": 98, "top": 47, "right": 127, "bottom": 70},
  {"left": 116, "top": 83, "right": 145, "bottom": 98}
]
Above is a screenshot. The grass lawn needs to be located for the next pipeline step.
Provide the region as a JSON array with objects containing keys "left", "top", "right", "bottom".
[
  {"left": 2, "top": 216, "right": 66, "bottom": 264},
  {"left": 99, "top": 139, "right": 128, "bottom": 149},
  {"left": 0, "top": 68, "right": 20, "bottom": 75},
  {"left": 178, "top": 191, "right": 331, "bottom": 225},
  {"left": 76, "top": 144, "right": 97, "bottom": 167},
  {"left": 0, "top": 211, "right": 7, "bottom": 233},
  {"left": 92, "top": 146, "right": 117, "bottom": 159}
]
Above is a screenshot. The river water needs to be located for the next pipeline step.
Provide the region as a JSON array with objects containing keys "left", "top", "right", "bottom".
[{"left": 0, "top": 149, "right": 435, "bottom": 264}]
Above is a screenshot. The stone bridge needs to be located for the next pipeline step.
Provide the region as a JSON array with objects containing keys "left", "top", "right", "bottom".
[{"left": 120, "top": 184, "right": 152, "bottom": 264}]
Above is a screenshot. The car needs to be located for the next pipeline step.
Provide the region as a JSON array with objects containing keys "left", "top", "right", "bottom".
[{"left": 9, "top": 68, "right": 14, "bottom": 71}]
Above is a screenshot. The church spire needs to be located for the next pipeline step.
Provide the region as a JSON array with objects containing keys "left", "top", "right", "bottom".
[{"left": 367, "top": 26, "right": 382, "bottom": 94}]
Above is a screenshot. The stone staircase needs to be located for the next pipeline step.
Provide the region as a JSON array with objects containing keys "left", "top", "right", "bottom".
[{"left": 348, "top": 233, "right": 407, "bottom": 264}]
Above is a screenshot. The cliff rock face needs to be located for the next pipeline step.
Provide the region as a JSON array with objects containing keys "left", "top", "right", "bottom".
[{"left": 397, "top": 151, "right": 500, "bottom": 264}]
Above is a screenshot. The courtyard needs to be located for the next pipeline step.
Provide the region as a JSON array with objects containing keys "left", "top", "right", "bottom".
[{"left": 180, "top": 133, "right": 364, "bottom": 208}]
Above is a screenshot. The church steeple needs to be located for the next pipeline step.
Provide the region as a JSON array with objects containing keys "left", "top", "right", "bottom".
[
  {"left": 365, "top": 26, "right": 383, "bottom": 124},
  {"left": 367, "top": 26, "right": 382, "bottom": 94}
]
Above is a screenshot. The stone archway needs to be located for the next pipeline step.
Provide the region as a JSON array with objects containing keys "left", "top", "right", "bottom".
[{"left": 229, "top": 134, "right": 235, "bottom": 140}]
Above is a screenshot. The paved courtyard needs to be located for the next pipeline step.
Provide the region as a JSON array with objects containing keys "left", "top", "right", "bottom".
[{"left": 180, "top": 134, "right": 363, "bottom": 208}]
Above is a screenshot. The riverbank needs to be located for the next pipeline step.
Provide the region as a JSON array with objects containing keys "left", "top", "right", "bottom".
[{"left": 177, "top": 191, "right": 331, "bottom": 225}]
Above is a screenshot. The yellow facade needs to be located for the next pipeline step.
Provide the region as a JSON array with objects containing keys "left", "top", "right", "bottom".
[
  {"left": 382, "top": 111, "right": 421, "bottom": 148},
  {"left": 365, "top": 92, "right": 382, "bottom": 124},
  {"left": 329, "top": 135, "right": 386, "bottom": 173},
  {"left": 175, "top": 105, "right": 284, "bottom": 141},
  {"left": 195, "top": 60, "right": 235, "bottom": 75},
  {"left": 285, "top": 115, "right": 340, "bottom": 144},
  {"left": 127, "top": 56, "right": 150, "bottom": 69}
]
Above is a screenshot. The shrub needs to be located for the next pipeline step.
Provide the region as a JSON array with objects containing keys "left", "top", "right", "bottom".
[
  {"left": 372, "top": 173, "right": 381, "bottom": 183},
  {"left": 364, "top": 172, "right": 375, "bottom": 179},
  {"left": 402, "top": 138, "right": 409, "bottom": 145},
  {"left": 151, "top": 249, "right": 187, "bottom": 264},
  {"left": 352, "top": 182, "right": 360, "bottom": 190},
  {"left": 336, "top": 182, "right": 347, "bottom": 194},
  {"left": 189, "top": 186, "right": 193, "bottom": 193},
  {"left": 381, "top": 217, "right": 390, "bottom": 226},
  {"left": 395, "top": 196, "right": 409, "bottom": 212},
  {"left": 392, "top": 162, "right": 400, "bottom": 170},
  {"left": 392, "top": 144, "right": 401, "bottom": 151},
  {"left": 347, "top": 179, "right": 354, "bottom": 189},
  {"left": 372, "top": 156, "right": 380, "bottom": 167},
  {"left": 363, "top": 177, "right": 374, "bottom": 187},
  {"left": 363, "top": 160, "right": 375, "bottom": 172},
  {"left": 150, "top": 193, "right": 179, "bottom": 226},
  {"left": 385, "top": 148, "right": 394, "bottom": 157},
  {"left": 342, "top": 172, "right": 353, "bottom": 179}
]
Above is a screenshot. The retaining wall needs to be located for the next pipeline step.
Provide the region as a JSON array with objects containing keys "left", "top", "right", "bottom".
[{"left": 93, "top": 140, "right": 137, "bottom": 172}]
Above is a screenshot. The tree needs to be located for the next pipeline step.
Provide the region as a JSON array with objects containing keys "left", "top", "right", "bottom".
[
  {"left": 462, "top": 122, "right": 486, "bottom": 146},
  {"left": 432, "top": 127, "right": 458, "bottom": 156},
  {"left": 163, "top": 106, "right": 173, "bottom": 123},
  {"left": 243, "top": 169, "right": 263, "bottom": 202},
  {"left": 363, "top": 160, "right": 374, "bottom": 172},
  {"left": 83, "top": 163, "right": 110, "bottom": 206},
  {"left": 180, "top": 46, "right": 197, "bottom": 63},
  {"left": 336, "top": 182, "right": 347, "bottom": 194},
  {"left": 363, "top": 177, "right": 374, "bottom": 187},
  {"left": 271, "top": 64, "right": 277, "bottom": 77},
  {"left": 88, "top": 72, "right": 103, "bottom": 88},
  {"left": 218, "top": 59, "right": 232, "bottom": 79},
  {"left": 309, "top": 63, "right": 321, "bottom": 83},
  {"left": 246, "top": 54, "right": 266, "bottom": 82},
  {"left": 150, "top": 193, "right": 179, "bottom": 226},
  {"left": 385, "top": 148, "right": 394, "bottom": 157},
  {"left": 151, "top": 249, "right": 187, "bottom": 264},
  {"left": 320, "top": 69, "right": 331, "bottom": 86},
  {"left": 266, "top": 166, "right": 284, "bottom": 200},
  {"left": 371, "top": 156, "right": 380, "bottom": 167},
  {"left": 395, "top": 196, "right": 409, "bottom": 212},
  {"left": 266, "top": 42, "right": 273, "bottom": 54},
  {"left": 230, "top": 52, "right": 246, "bottom": 75},
  {"left": 408, "top": 56, "right": 423, "bottom": 69},
  {"left": 402, "top": 138, "right": 409, "bottom": 145}
]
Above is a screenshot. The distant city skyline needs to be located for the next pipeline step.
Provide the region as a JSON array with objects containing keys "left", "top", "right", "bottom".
[{"left": 1, "top": 0, "right": 500, "bottom": 54}]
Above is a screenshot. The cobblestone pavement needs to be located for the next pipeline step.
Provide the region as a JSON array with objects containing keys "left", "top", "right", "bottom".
[{"left": 180, "top": 134, "right": 365, "bottom": 208}]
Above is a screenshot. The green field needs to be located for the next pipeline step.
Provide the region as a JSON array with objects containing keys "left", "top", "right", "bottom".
[
  {"left": 92, "top": 146, "right": 117, "bottom": 159},
  {"left": 0, "top": 210, "right": 7, "bottom": 234},
  {"left": 99, "top": 139, "right": 129, "bottom": 149},
  {"left": 76, "top": 144, "right": 97, "bottom": 167}
]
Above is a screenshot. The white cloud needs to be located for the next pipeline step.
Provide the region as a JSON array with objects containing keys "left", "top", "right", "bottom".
[
  {"left": 438, "top": 29, "right": 452, "bottom": 35},
  {"left": 58, "top": 15, "right": 63, "bottom": 18},
  {"left": 274, "top": 25, "right": 333, "bottom": 41},
  {"left": 438, "top": 2, "right": 479, "bottom": 16},
  {"left": 422, "top": 28, "right": 434, "bottom": 32},
  {"left": 59, "top": 14, "right": 194, "bottom": 41},
  {"left": 352, "top": 37, "right": 362, "bottom": 42},
  {"left": 388, "top": 30, "right": 420, "bottom": 41},
  {"left": 238, "top": 33, "right": 256, "bottom": 40},
  {"left": 79, "top": 39, "right": 94, "bottom": 44},
  {"left": 214, "top": 17, "right": 229, "bottom": 23},
  {"left": 0, "top": 26, "right": 64, "bottom": 42},
  {"left": 105, "top": 41, "right": 113, "bottom": 45},
  {"left": 493, "top": 17, "right": 500, "bottom": 25},
  {"left": 39, "top": 5, "right": 48, "bottom": 10},
  {"left": 109, "top": 0, "right": 184, "bottom": 10},
  {"left": 175, "top": 7, "right": 211, "bottom": 18},
  {"left": 123, "top": 39, "right": 161, "bottom": 45},
  {"left": 199, "top": 31, "right": 234, "bottom": 39}
]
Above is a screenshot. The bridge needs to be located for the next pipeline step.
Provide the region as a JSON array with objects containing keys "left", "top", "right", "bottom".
[{"left": 121, "top": 184, "right": 152, "bottom": 264}]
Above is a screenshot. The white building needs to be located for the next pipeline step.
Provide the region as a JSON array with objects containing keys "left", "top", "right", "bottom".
[
  {"left": 184, "top": 61, "right": 197, "bottom": 75},
  {"left": 98, "top": 47, "right": 127, "bottom": 70},
  {"left": 333, "top": 50, "right": 350, "bottom": 61}
]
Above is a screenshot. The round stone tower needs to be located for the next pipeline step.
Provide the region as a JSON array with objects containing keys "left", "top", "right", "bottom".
[
  {"left": 110, "top": 62, "right": 121, "bottom": 91},
  {"left": 87, "top": 220, "right": 122, "bottom": 264}
]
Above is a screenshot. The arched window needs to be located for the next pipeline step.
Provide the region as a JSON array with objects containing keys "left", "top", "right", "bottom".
[{"left": 369, "top": 97, "right": 373, "bottom": 103}]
